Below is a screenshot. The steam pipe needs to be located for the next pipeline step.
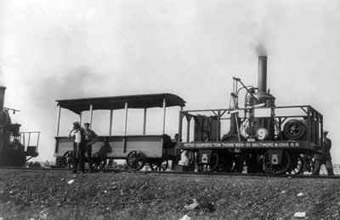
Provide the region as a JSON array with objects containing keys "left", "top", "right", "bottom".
[{"left": 258, "top": 56, "right": 267, "bottom": 93}]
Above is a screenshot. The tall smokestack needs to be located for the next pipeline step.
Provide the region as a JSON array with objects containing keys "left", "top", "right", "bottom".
[
  {"left": 0, "top": 86, "right": 6, "bottom": 111},
  {"left": 258, "top": 56, "right": 267, "bottom": 93}
]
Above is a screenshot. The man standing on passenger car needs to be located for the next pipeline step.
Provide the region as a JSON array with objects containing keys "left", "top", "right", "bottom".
[
  {"left": 69, "top": 122, "right": 85, "bottom": 173},
  {"left": 313, "top": 131, "right": 334, "bottom": 176},
  {"left": 84, "top": 122, "right": 97, "bottom": 170}
]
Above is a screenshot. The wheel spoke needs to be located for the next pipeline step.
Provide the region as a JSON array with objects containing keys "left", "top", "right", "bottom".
[{"left": 127, "top": 150, "right": 145, "bottom": 170}]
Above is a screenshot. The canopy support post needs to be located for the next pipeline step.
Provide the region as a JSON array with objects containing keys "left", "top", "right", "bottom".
[
  {"left": 143, "top": 108, "right": 147, "bottom": 135},
  {"left": 124, "top": 102, "right": 128, "bottom": 135},
  {"left": 162, "top": 98, "right": 166, "bottom": 134},
  {"left": 56, "top": 105, "right": 61, "bottom": 136},
  {"left": 178, "top": 106, "right": 184, "bottom": 142},
  {"left": 123, "top": 102, "right": 128, "bottom": 153},
  {"left": 109, "top": 110, "right": 113, "bottom": 136},
  {"left": 186, "top": 117, "right": 191, "bottom": 142},
  {"left": 89, "top": 104, "right": 93, "bottom": 128}
]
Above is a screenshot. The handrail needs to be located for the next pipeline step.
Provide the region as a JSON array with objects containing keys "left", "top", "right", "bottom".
[{"left": 181, "top": 105, "right": 319, "bottom": 115}]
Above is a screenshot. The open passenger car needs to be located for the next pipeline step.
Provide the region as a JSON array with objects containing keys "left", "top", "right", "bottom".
[{"left": 54, "top": 93, "right": 185, "bottom": 171}]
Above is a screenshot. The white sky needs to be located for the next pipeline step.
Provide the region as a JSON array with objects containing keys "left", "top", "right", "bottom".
[{"left": 1, "top": 0, "right": 340, "bottom": 162}]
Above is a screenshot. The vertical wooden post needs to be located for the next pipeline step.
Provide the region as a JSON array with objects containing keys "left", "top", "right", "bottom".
[
  {"left": 123, "top": 102, "right": 128, "bottom": 153},
  {"left": 217, "top": 111, "right": 221, "bottom": 141},
  {"left": 178, "top": 106, "right": 183, "bottom": 142},
  {"left": 56, "top": 105, "right": 61, "bottom": 136},
  {"left": 124, "top": 102, "right": 128, "bottom": 136},
  {"left": 186, "top": 117, "right": 191, "bottom": 142},
  {"left": 36, "top": 132, "right": 40, "bottom": 149},
  {"left": 79, "top": 112, "right": 82, "bottom": 125},
  {"left": 109, "top": 110, "right": 113, "bottom": 136},
  {"left": 143, "top": 108, "right": 147, "bottom": 135},
  {"left": 162, "top": 98, "right": 166, "bottom": 134},
  {"left": 89, "top": 104, "right": 93, "bottom": 128}
]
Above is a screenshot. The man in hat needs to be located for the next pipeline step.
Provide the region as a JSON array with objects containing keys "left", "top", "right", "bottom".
[
  {"left": 69, "top": 122, "right": 85, "bottom": 173},
  {"left": 83, "top": 122, "right": 97, "bottom": 170},
  {"left": 312, "top": 130, "right": 334, "bottom": 176}
]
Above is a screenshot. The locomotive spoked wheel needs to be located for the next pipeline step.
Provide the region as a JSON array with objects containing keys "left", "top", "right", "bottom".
[
  {"left": 283, "top": 119, "right": 306, "bottom": 140},
  {"left": 198, "top": 151, "right": 219, "bottom": 172},
  {"left": 126, "top": 150, "right": 145, "bottom": 171},
  {"left": 263, "top": 151, "right": 291, "bottom": 175},
  {"left": 63, "top": 151, "right": 74, "bottom": 170},
  {"left": 286, "top": 154, "right": 304, "bottom": 176},
  {"left": 90, "top": 158, "right": 107, "bottom": 172},
  {"left": 216, "top": 151, "right": 234, "bottom": 172},
  {"left": 150, "top": 159, "right": 169, "bottom": 171}
]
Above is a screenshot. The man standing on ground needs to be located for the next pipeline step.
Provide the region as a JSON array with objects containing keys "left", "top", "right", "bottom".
[
  {"left": 69, "top": 122, "right": 85, "bottom": 173},
  {"left": 83, "top": 122, "right": 97, "bottom": 170},
  {"left": 313, "top": 131, "right": 334, "bottom": 176}
]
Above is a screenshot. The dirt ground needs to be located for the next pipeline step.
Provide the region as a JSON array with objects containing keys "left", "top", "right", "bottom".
[{"left": 0, "top": 169, "right": 339, "bottom": 220}]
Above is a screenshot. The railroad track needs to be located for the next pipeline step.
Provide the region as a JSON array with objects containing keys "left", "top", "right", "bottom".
[{"left": 0, "top": 166, "right": 339, "bottom": 179}]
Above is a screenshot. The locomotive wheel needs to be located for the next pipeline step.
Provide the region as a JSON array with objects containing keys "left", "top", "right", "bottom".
[
  {"left": 283, "top": 119, "right": 306, "bottom": 140},
  {"left": 216, "top": 151, "right": 234, "bottom": 172},
  {"left": 286, "top": 154, "right": 304, "bottom": 176},
  {"left": 90, "top": 157, "right": 107, "bottom": 172},
  {"left": 150, "top": 159, "right": 169, "bottom": 171},
  {"left": 63, "top": 151, "right": 74, "bottom": 170},
  {"left": 198, "top": 151, "right": 219, "bottom": 172},
  {"left": 263, "top": 150, "right": 291, "bottom": 175},
  {"left": 126, "top": 150, "right": 145, "bottom": 171}
]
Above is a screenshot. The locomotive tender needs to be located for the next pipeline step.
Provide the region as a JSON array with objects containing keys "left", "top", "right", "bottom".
[
  {"left": 178, "top": 56, "right": 323, "bottom": 175},
  {"left": 0, "top": 87, "right": 40, "bottom": 166}
]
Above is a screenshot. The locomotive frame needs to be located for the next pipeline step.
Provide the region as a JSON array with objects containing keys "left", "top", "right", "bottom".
[{"left": 177, "top": 104, "right": 322, "bottom": 175}]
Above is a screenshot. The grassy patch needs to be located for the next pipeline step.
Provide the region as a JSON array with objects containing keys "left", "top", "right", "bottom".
[{"left": 0, "top": 170, "right": 340, "bottom": 219}]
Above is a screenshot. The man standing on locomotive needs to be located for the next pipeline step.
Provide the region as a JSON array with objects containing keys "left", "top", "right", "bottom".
[
  {"left": 69, "top": 122, "right": 85, "bottom": 173},
  {"left": 83, "top": 122, "right": 97, "bottom": 171},
  {"left": 313, "top": 131, "right": 334, "bottom": 176}
]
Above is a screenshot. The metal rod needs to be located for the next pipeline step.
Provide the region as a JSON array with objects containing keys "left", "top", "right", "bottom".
[
  {"left": 235, "top": 113, "right": 241, "bottom": 141},
  {"left": 143, "top": 108, "right": 147, "bottom": 135},
  {"left": 109, "top": 110, "right": 113, "bottom": 136}
]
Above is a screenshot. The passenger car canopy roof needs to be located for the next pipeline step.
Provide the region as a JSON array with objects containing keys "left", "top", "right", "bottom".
[{"left": 56, "top": 93, "right": 186, "bottom": 114}]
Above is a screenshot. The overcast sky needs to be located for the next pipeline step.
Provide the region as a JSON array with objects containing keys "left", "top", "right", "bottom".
[{"left": 1, "top": 0, "right": 340, "bottom": 163}]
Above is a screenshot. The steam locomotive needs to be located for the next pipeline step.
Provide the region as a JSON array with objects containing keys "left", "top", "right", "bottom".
[
  {"left": 53, "top": 55, "right": 324, "bottom": 175},
  {"left": 178, "top": 56, "right": 323, "bottom": 175},
  {"left": 0, "top": 87, "right": 39, "bottom": 166}
]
